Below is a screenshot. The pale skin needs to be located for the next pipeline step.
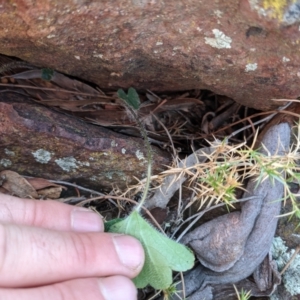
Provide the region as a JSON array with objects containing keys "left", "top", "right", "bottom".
[{"left": 0, "top": 194, "right": 145, "bottom": 300}]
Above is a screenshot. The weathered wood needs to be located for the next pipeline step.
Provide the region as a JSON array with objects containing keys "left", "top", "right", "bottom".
[
  {"left": 178, "top": 123, "right": 290, "bottom": 299},
  {"left": 0, "top": 92, "right": 171, "bottom": 190}
]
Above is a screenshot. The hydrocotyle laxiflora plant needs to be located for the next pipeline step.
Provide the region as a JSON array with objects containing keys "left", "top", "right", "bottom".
[{"left": 105, "top": 88, "right": 194, "bottom": 290}]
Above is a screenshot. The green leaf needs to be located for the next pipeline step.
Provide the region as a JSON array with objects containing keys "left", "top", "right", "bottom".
[
  {"left": 127, "top": 87, "right": 140, "bottom": 109},
  {"left": 104, "top": 218, "right": 124, "bottom": 232},
  {"left": 41, "top": 68, "right": 54, "bottom": 81},
  {"left": 117, "top": 88, "right": 140, "bottom": 110},
  {"left": 117, "top": 89, "right": 128, "bottom": 101},
  {"left": 107, "top": 211, "right": 194, "bottom": 290}
]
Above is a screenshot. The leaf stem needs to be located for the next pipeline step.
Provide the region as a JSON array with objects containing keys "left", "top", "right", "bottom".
[{"left": 120, "top": 98, "right": 152, "bottom": 212}]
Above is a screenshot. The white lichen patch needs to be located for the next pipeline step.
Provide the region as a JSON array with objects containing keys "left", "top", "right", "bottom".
[
  {"left": 271, "top": 237, "right": 300, "bottom": 297},
  {"left": 93, "top": 53, "right": 103, "bottom": 59},
  {"left": 121, "top": 148, "right": 126, "bottom": 154},
  {"left": 111, "top": 140, "right": 118, "bottom": 147},
  {"left": 0, "top": 159, "right": 11, "bottom": 167},
  {"left": 55, "top": 157, "right": 90, "bottom": 172},
  {"left": 135, "top": 150, "right": 145, "bottom": 160},
  {"left": 55, "top": 157, "right": 78, "bottom": 172},
  {"left": 78, "top": 161, "right": 90, "bottom": 167},
  {"left": 131, "top": 0, "right": 150, "bottom": 7},
  {"left": 245, "top": 63, "right": 258, "bottom": 72},
  {"left": 248, "top": 0, "right": 268, "bottom": 17},
  {"left": 104, "top": 171, "right": 127, "bottom": 181},
  {"left": 283, "top": 3, "right": 300, "bottom": 25},
  {"left": 204, "top": 29, "right": 232, "bottom": 49},
  {"left": 32, "top": 149, "right": 52, "bottom": 164},
  {"left": 4, "top": 149, "right": 15, "bottom": 156},
  {"left": 105, "top": 172, "right": 113, "bottom": 179},
  {"left": 214, "top": 10, "right": 223, "bottom": 18},
  {"left": 110, "top": 72, "right": 122, "bottom": 77},
  {"left": 90, "top": 175, "right": 97, "bottom": 181},
  {"left": 282, "top": 56, "right": 290, "bottom": 62}
]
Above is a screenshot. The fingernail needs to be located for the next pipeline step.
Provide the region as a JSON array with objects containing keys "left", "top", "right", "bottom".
[
  {"left": 71, "top": 208, "right": 103, "bottom": 232},
  {"left": 113, "top": 235, "right": 144, "bottom": 271},
  {"left": 98, "top": 276, "right": 137, "bottom": 300}
]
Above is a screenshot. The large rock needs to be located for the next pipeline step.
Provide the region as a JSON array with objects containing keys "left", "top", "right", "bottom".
[
  {"left": 0, "top": 1, "right": 299, "bottom": 110},
  {"left": 0, "top": 92, "right": 170, "bottom": 190}
]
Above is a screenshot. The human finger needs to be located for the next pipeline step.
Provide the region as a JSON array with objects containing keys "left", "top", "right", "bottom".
[
  {"left": 0, "top": 276, "right": 137, "bottom": 300},
  {"left": 0, "top": 194, "right": 103, "bottom": 232},
  {"left": 0, "top": 223, "right": 144, "bottom": 287}
]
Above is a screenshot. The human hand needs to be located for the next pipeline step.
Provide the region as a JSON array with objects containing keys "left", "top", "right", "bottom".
[{"left": 0, "top": 194, "right": 144, "bottom": 300}]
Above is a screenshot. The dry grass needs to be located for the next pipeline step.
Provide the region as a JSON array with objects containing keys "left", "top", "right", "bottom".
[{"left": 118, "top": 120, "right": 300, "bottom": 237}]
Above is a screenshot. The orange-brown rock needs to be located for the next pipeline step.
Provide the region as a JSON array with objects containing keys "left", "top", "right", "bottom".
[{"left": 0, "top": 1, "right": 300, "bottom": 110}]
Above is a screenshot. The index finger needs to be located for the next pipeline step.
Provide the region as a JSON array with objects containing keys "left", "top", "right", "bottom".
[{"left": 0, "top": 194, "right": 104, "bottom": 232}]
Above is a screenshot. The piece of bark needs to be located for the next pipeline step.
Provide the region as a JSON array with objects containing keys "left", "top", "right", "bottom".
[
  {"left": 0, "top": 92, "right": 171, "bottom": 191},
  {"left": 183, "top": 259, "right": 280, "bottom": 300},
  {"left": 145, "top": 146, "right": 214, "bottom": 210},
  {"left": 0, "top": 170, "right": 38, "bottom": 198},
  {"left": 179, "top": 122, "right": 290, "bottom": 299},
  {"left": 0, "top": 171, "right": 65, "bottom": 199}
]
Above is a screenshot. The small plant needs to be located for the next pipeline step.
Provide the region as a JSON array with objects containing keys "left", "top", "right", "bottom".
[
  {"left": 147, "top": 281, "right": 186, "bottom": 300},
  {"left": 159, "top": 123, "right": 300, "bottom": 218},
  {"left": 105, "top": 88, "right": 194, "bottom": 290},
  {"left": 233, "top": 285, "right": 251, "bottom": 300},
  {"left": 162, "top": 282, "right": 185, "bottom": 300}
]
